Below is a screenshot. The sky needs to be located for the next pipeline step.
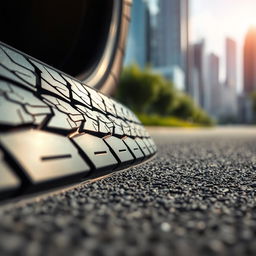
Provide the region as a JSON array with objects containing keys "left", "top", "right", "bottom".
[{"left": 191, "top": 0, "right": 256, "bottom": 92}]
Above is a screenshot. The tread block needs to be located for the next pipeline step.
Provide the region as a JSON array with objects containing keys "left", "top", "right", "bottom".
[
  {"left": 100, "top": 94, "right": 117, "bottom": 116},
  {"left": 73, "top": 134, "right": 118, "bottom": 171},
  {"left": 135, "top": 138, "right": 151, "bottom": 157},
  {"left": 0, "top": 130, "right": 90, "bottom": 184},
  {"left": 114, "top": 103, "right": 125, "bottom": 120},
  {"left": 44, "top": 66, "right": 67, "bottom": 85},
  {"left": 122, "top": 137, "right": 144, "bottom": 162},
  {"left": 0, "top": 151, "right": 21, "bottom": 193},
  {"left": 1, "top": 46, "right": 34, "bottom": 71},
  {"left": 97, "top": 112, "right": 113, "bottom": 134},
  {"left": 143, "top": 138, "right": 154, "bottom": 154},
  {"left": 108, "top": 116, "right": 124, "bottom": 136},
  {"left": 30, "top": 60, "right": 70, "bottom": 99},
  {"left": 42, "top": 95, "right": 81, "bottom": 116},
  {"left": 83, "top": 118, "right": 99, "bottom": 133},
  {"left": 147, "top": 138, "right": 157, "bottom": 152},
  {"left": 0, "top": 48, "right": 36, "bottom": 88},
  {"left": 0, "top": 65, "right": 35, "bottom": 91},
  {"left": 63, "top": 76, "right": 91, "bottom": 107},
  {"left": 85, "top": 86, "right": 106, "bottom": 112},
  {"left": 24, "top": 105, "right": 51, "bottom": 116},
  {"left": 122, "top": 121, "right": 131, "bottom": 137},
  {"left": 104, "top": 136, "right": 134, "bottom": 166},
  {"left": 129, "top": 122, "right": 137, "bottom": 137},
  {"left": 47, "top": 109, "right": 80, "bottom": 130},
  {"left": 0, "top": 95, "right": 34, "bottom": 125},
  {"left": 6, "top": 86, "right": 38, "bottom": 105}
]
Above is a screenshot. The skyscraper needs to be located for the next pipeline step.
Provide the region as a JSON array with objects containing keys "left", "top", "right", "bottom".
[
  {"left": 243, "top": 27, "right": 256, "bottom": 94},
  {"left": 192, "top": 40, "right": 206, "bottom": 108},
  {"left": 124, "top": 0, "right": 148, "bottom": 67},
  {"left": 207, "top": 53, "right": 220, "bottom": 117},
  {"left": 223, "top": 38, "right": 238, "bottom": 120},
  {"left": 152, "top": 0, "right": 189, "bottom": 90},
  {"left": 226, "top": 38, "right": 237, "bottom": 90}
]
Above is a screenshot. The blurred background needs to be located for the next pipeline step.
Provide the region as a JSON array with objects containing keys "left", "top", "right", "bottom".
[{"left": 115, "top": 0, "right": 256, "bottom": 127}]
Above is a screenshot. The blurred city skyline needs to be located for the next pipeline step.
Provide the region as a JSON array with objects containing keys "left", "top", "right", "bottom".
[
  {"left": 124, "top": 0, "right": 256, "bottom": 123},
  {"left": 142, "top": 0, "right": 256, "bottom": 92},
  {"left": 191, "top": 0, "right": 256, "bottom": 92}
]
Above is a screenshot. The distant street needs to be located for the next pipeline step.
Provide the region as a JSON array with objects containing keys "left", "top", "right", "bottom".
[
  {"left": 148, "top": 126, "right": 256, "bottom": 140},
  {"left": 0, "top": 127, "right": 256, "bottom": 255}
]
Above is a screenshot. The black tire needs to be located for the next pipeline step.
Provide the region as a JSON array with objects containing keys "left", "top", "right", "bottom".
[
  {"left": 0, "top": 42, "right": 157, "bottom": 201},
  {"left": 81, "top": 0, "right": 132, "bottom": 95},
  {"left": 0, "top": 0, "right": 132, "bottom": 95}
]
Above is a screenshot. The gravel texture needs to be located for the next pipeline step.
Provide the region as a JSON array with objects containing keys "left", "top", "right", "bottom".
[{"left": 0, "top": 127, "right": 256, "bottom": 256}]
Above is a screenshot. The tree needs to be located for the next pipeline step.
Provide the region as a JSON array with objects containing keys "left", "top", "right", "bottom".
[
  {"left": 150, "top": 81, "right": 176, "bottom": 116},
  {"left": 116, "top": 64, "right": 213, "bottom": 126},
  {"left": 116, "top": 64, "right": 162, "bottom": 113},
  {"left": 171, "top": 93, "right": 194, "bottom": 119}
]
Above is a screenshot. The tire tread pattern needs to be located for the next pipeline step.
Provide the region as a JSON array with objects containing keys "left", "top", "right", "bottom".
[{"left": 0, "top": 42, "right": 156, "bottom": 201}]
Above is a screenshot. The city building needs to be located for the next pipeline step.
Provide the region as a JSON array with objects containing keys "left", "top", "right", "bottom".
[
  {"left": 124, "top": 0, "right": 148, "bottom": 67},
  {"left": 191, "top": 40, "right": 206, "bottom": 108},
  {"left": 207, "top": 53, "right": 220, "bottom": 118},
  {"left": 243, "top": 27, "right": 256, "bottom": 94},
  {"left": 221, "top": 37, "right": 238, "bottom": 120},
  {"left": 152, "top": 0, "right": 189, "bottom": 91},
  {"left": 226, "top": 38, "right": 237, "bottom": 90},
  {"left": 237, "top": 27, "right": 256, "bottom": 123},
  {"left": 220, "top": 85, "right": 239, "bottom": 122},
  {"left": 190, "top": 66, "right": 200, "bottom": 105},
  {"left": 153, "top": 66, "right": 185, "bottom": 91},
  {"left": 238, "top": 94, "right": 254, "bottom": 123}
]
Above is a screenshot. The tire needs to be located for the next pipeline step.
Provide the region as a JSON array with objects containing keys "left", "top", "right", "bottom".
[
  {"left": 81, "top": 0, "right": 132, "bottom": 95},
  {"left": 0, "top": 42, "right": 157, "bottom": 201},
  {"left": 0, "top": 0, "right": 132, "bottom": 96}
]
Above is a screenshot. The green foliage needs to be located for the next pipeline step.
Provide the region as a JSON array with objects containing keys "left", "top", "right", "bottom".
[
  {"left": 150, "top": 81, "right": 176, "bottom": 115},
  {"left": 115, "top": 64, "right": 213, "bottom": 127},
  {"left": 115, "top": 64, "right": 162, "bottom": 113},
  {"left": 137, "top": 114, "right": 201, "bottom": 128},
  {"left": 171, "top": 93, "right": 194, "bottom": 118}
]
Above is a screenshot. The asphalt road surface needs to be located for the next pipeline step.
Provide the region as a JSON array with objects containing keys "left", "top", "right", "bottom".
[{"left": 0, "top": 127, "right": 256, "bottom": 256}]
